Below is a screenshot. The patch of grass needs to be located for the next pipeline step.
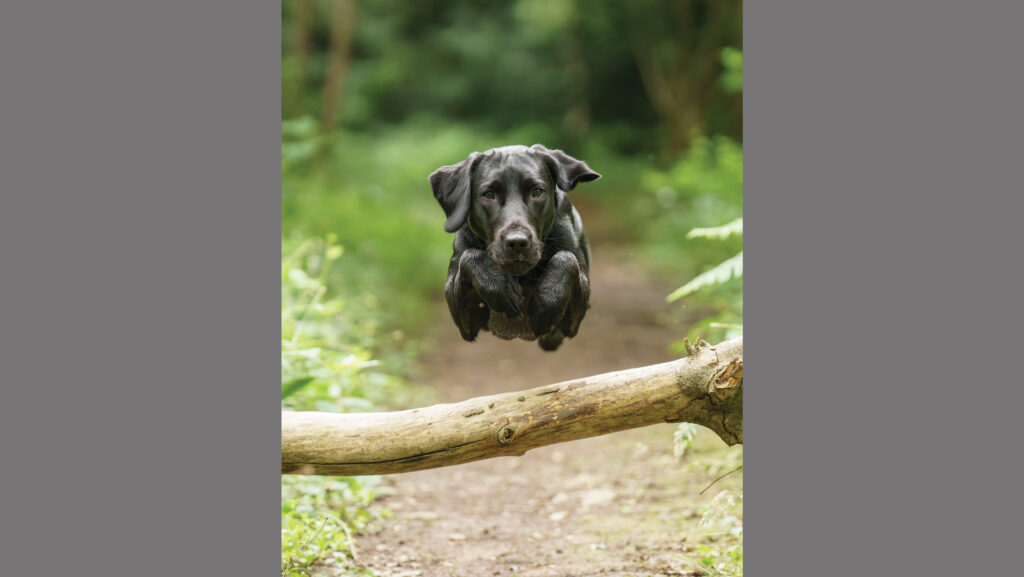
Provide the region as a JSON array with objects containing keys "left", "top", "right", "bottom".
[{"left": 281, "top": 476, "right": 381, "bottom": 576}]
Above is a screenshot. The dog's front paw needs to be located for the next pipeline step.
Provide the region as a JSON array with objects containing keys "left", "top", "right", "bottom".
[
  {"left": 560, "top": 296, "right": 589, "bottom": 338},
  {"left": 538, "top": 329, "right": 565, "bottom": 351},
  {"left": 528, "top": 288, "right": 567, "bottom": 338},
  {"left": 453, "top": 303, "right": 488, "bottom": 342}
]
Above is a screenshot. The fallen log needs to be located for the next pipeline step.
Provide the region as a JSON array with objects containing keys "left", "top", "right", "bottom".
[{"left": 282, "top": 337, "right": 742, "bottom": 476}]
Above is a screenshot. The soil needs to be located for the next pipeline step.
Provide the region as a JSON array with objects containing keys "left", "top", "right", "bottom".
[{"left": 315, "top": 223, "right": 742, "bottom": 576}]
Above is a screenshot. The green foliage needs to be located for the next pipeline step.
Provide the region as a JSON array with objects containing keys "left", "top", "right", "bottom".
[
  {"left": 282, "top": 125, "right": 495, "bottom": 380},
  {"left": 667, "top": 219, "right": 743, "bottom": 346},
  {"left": 282, "top": 1, "right": 742, "bottom": 153},
  {"left": 281, "top": 230, "right": 426, "bottom": 573},
  {"left": 665, "top": 151, "right": 743, "bottom": 577},
  {"left": 281, "top": 475, "right": 381, "bottom": 576},
  {"left": 690, "top": 489, "right": 744, "bottom": 576},
  {"left": 592, "top": 133, "right": 743, "bottom": 345},
  {"left": 670, "top": 218, "right": 743, "bottom": 304},
  {"left": 663, "top": 55, "right": 743, "bottom": 569},
  {"left": 631, "top": 135, "right": 744, "bottom": 273},
  {"left": 687, "top": 217, "right": 743, "bottom": 240},
  {"left": 281, "top": 235, "right": 407, "bottom": 413},
  {"left": 280, "top": 236, "right": 388, "bottom": 574},
  {"left": 720, "top": 47, "right": 744, "bottom": 95},
  {"left": 284, "top": 125, "right": 467, "bottom": 300},
  {"left": 281, "top": 116, "right": 322, "bottom": 172},
  {"left": 668, "top": 251, "right": 743, "bottom": 302},
  {"left": 281, "top": 376, "right": 316, "bottom": 400},
  {"left": 627, "top": 50, "right": 744, "bottom": 310},
  {"left": 675, "top": 435, "right": 744, "bottom": 576},
  {"left": 673, "top": 423, "right": 700, "bottom": 460}
]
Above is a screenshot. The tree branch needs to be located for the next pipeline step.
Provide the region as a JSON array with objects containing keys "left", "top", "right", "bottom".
[{"left": 282, "top": 337, "right": 742, "bottom": 476}]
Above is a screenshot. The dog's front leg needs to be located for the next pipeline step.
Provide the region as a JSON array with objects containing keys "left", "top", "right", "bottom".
[
  {"left": 446, "top": 249, "right": 525, "bottom": 341},
  {"left": 529, "top": 251, "right": 590, "bottom": 341},
  {"left": 445, "top": 252, "right": 487, "bottom": 341}
]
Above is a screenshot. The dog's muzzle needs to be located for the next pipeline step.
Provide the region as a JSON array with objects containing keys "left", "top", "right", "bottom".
[{"left": 494, "top": 228, "right": 540, "bottom": 276}]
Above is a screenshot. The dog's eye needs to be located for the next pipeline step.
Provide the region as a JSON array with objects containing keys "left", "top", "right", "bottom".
[
  {"left": 530, "top": 187, "right": 545, "bottom": 198},
  {"left": 481, "top": 190, "right": 496, "bottom": 200}
]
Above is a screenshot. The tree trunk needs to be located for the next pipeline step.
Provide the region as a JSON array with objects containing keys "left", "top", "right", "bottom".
[
  {"left": 292, "top": 0, "right": 314, "bottom": 89},
  {"left": 628, "top": 0, "right": 741, "bottom": 158},
  {"left": 320, "top": 0, "right": 357, "bottom": 136},
  {"left": 283, "top": 337, "right": 742, "bottom": 476}
]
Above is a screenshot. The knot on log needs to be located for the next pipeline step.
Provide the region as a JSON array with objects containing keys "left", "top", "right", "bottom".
[{"left": 495, "top": 424, "right": 516, "bottom": 446}]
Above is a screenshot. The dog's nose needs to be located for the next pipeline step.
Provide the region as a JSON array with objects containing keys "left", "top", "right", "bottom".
[{"left": 503, "top": 230, "right": 530, "bottom": 252}]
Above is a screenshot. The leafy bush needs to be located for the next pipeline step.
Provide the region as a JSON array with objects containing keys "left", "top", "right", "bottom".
[
  {"left": 667, "top": 214, "right": 744, "bottom": 575},
  {"left": 281, "top": 234, "right": 416, "bottom": 576},
  {"left": 668, "top": 217, "right": 743, "bottom": 575},
  {"left": 281, "top": 234, "right": 410, "bottom": 413},
  {"left": 690, "top": 489, "right": 744, "bottom": 576},
  {"left": 668, "top": 217, "right": 743, "bottom": 346},
  {"left": 638, "top": 134, "right": 743, "bottom": 273},
  {"left": 674, "top": 426, "right": 743, "bottom": 577},
  {"left": 666, "top": 51, "right": 743, "bottom": 574},
  {"left": 281, "top": 475, "right": 380, "bottom": 576},
  {"left": 280, "top": 236, "right": 375, "bottom": 575}
]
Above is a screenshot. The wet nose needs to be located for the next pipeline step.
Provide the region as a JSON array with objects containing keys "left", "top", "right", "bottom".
[{"left": 503, "top": 230, "right": 530, "bottom": 252}]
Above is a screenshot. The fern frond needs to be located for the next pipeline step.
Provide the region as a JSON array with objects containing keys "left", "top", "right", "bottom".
[
  {"left": 686, "top": 217, "right": 743, "bottom": 240},
  {"left": 667, "top": 251, "right": 743, "bottom": 302}
]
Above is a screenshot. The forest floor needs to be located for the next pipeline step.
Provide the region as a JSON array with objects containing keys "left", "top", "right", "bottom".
[{"left": 315, "top": 213, "right": 743, "bottom": 577}]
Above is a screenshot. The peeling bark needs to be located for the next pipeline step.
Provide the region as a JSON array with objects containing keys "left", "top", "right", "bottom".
[{"left": 282, "top": 337, "right": 742, "bottom": 476}]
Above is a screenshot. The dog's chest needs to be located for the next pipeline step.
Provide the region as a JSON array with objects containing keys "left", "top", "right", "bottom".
[
  {"left": 488, "top": 279, "right": 538, "bottom": 341},
  {"left": 488, "top": 311, "right": 537, "bottom": 341}
]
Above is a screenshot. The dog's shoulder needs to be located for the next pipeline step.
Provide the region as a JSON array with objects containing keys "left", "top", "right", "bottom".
[{"left": 569, "top": 204, "right": 585, "bottom": 237}]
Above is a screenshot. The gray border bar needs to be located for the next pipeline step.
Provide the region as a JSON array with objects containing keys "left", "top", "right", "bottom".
[
  {"left": 747, "top": 1, "right": 1023, "bottom": 574},
  {"left": 0, "top": 2, "right": 280, "bottom": 574},
  {"left": 2, "top": 1, "right": 1023, "bottom": 574}
]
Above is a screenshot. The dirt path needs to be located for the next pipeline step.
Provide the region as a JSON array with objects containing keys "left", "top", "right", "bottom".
[
  {"left": 306, "top": 191, "right": 741, "bottom": 576},
  {"left": 316, "top": 242, "right": 741, "bottom": 577}
]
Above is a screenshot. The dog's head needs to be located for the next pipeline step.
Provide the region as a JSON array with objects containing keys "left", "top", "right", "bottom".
[{"left": 430, "top": 145, "right": 600, "bottom": 276}]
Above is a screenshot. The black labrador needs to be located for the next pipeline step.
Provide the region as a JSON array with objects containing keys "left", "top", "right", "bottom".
[{"left": 429, "top": 144, "right": 600, "bottom": 351}]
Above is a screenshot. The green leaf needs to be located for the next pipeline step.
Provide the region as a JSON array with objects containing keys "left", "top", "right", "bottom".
[
  {"left": 668, "top": 252, "right": 743, "bottom": 302},
  {"left": 673, "top": 423, "right": 700, "bottom": 459},
  {"left": 282, "top": 376, "right": 316, "bottom": 400},
  {"left": 686, "top": 217, "right": 743, "bottom": 240}
]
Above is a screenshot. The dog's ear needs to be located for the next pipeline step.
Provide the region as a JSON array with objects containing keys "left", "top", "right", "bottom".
[
  {"left": 429, "top": 152, "right": 480, "bottom": 233},
  {"left": 531, "top": 144, "right": 601, "bottom": 191}
]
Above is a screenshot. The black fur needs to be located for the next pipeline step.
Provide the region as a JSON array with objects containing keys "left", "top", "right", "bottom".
[{"left": 429, "top": 144, "right": 599, "bottom": 351}]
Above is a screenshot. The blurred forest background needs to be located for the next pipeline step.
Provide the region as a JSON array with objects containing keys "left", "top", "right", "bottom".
[{"left": 281, "top": 1, "right": 742, "bottom": 575}]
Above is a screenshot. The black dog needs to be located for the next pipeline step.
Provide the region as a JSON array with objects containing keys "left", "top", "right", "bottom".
[{"left": 429, "top": 144, "right": 600, "bottom": 351}]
